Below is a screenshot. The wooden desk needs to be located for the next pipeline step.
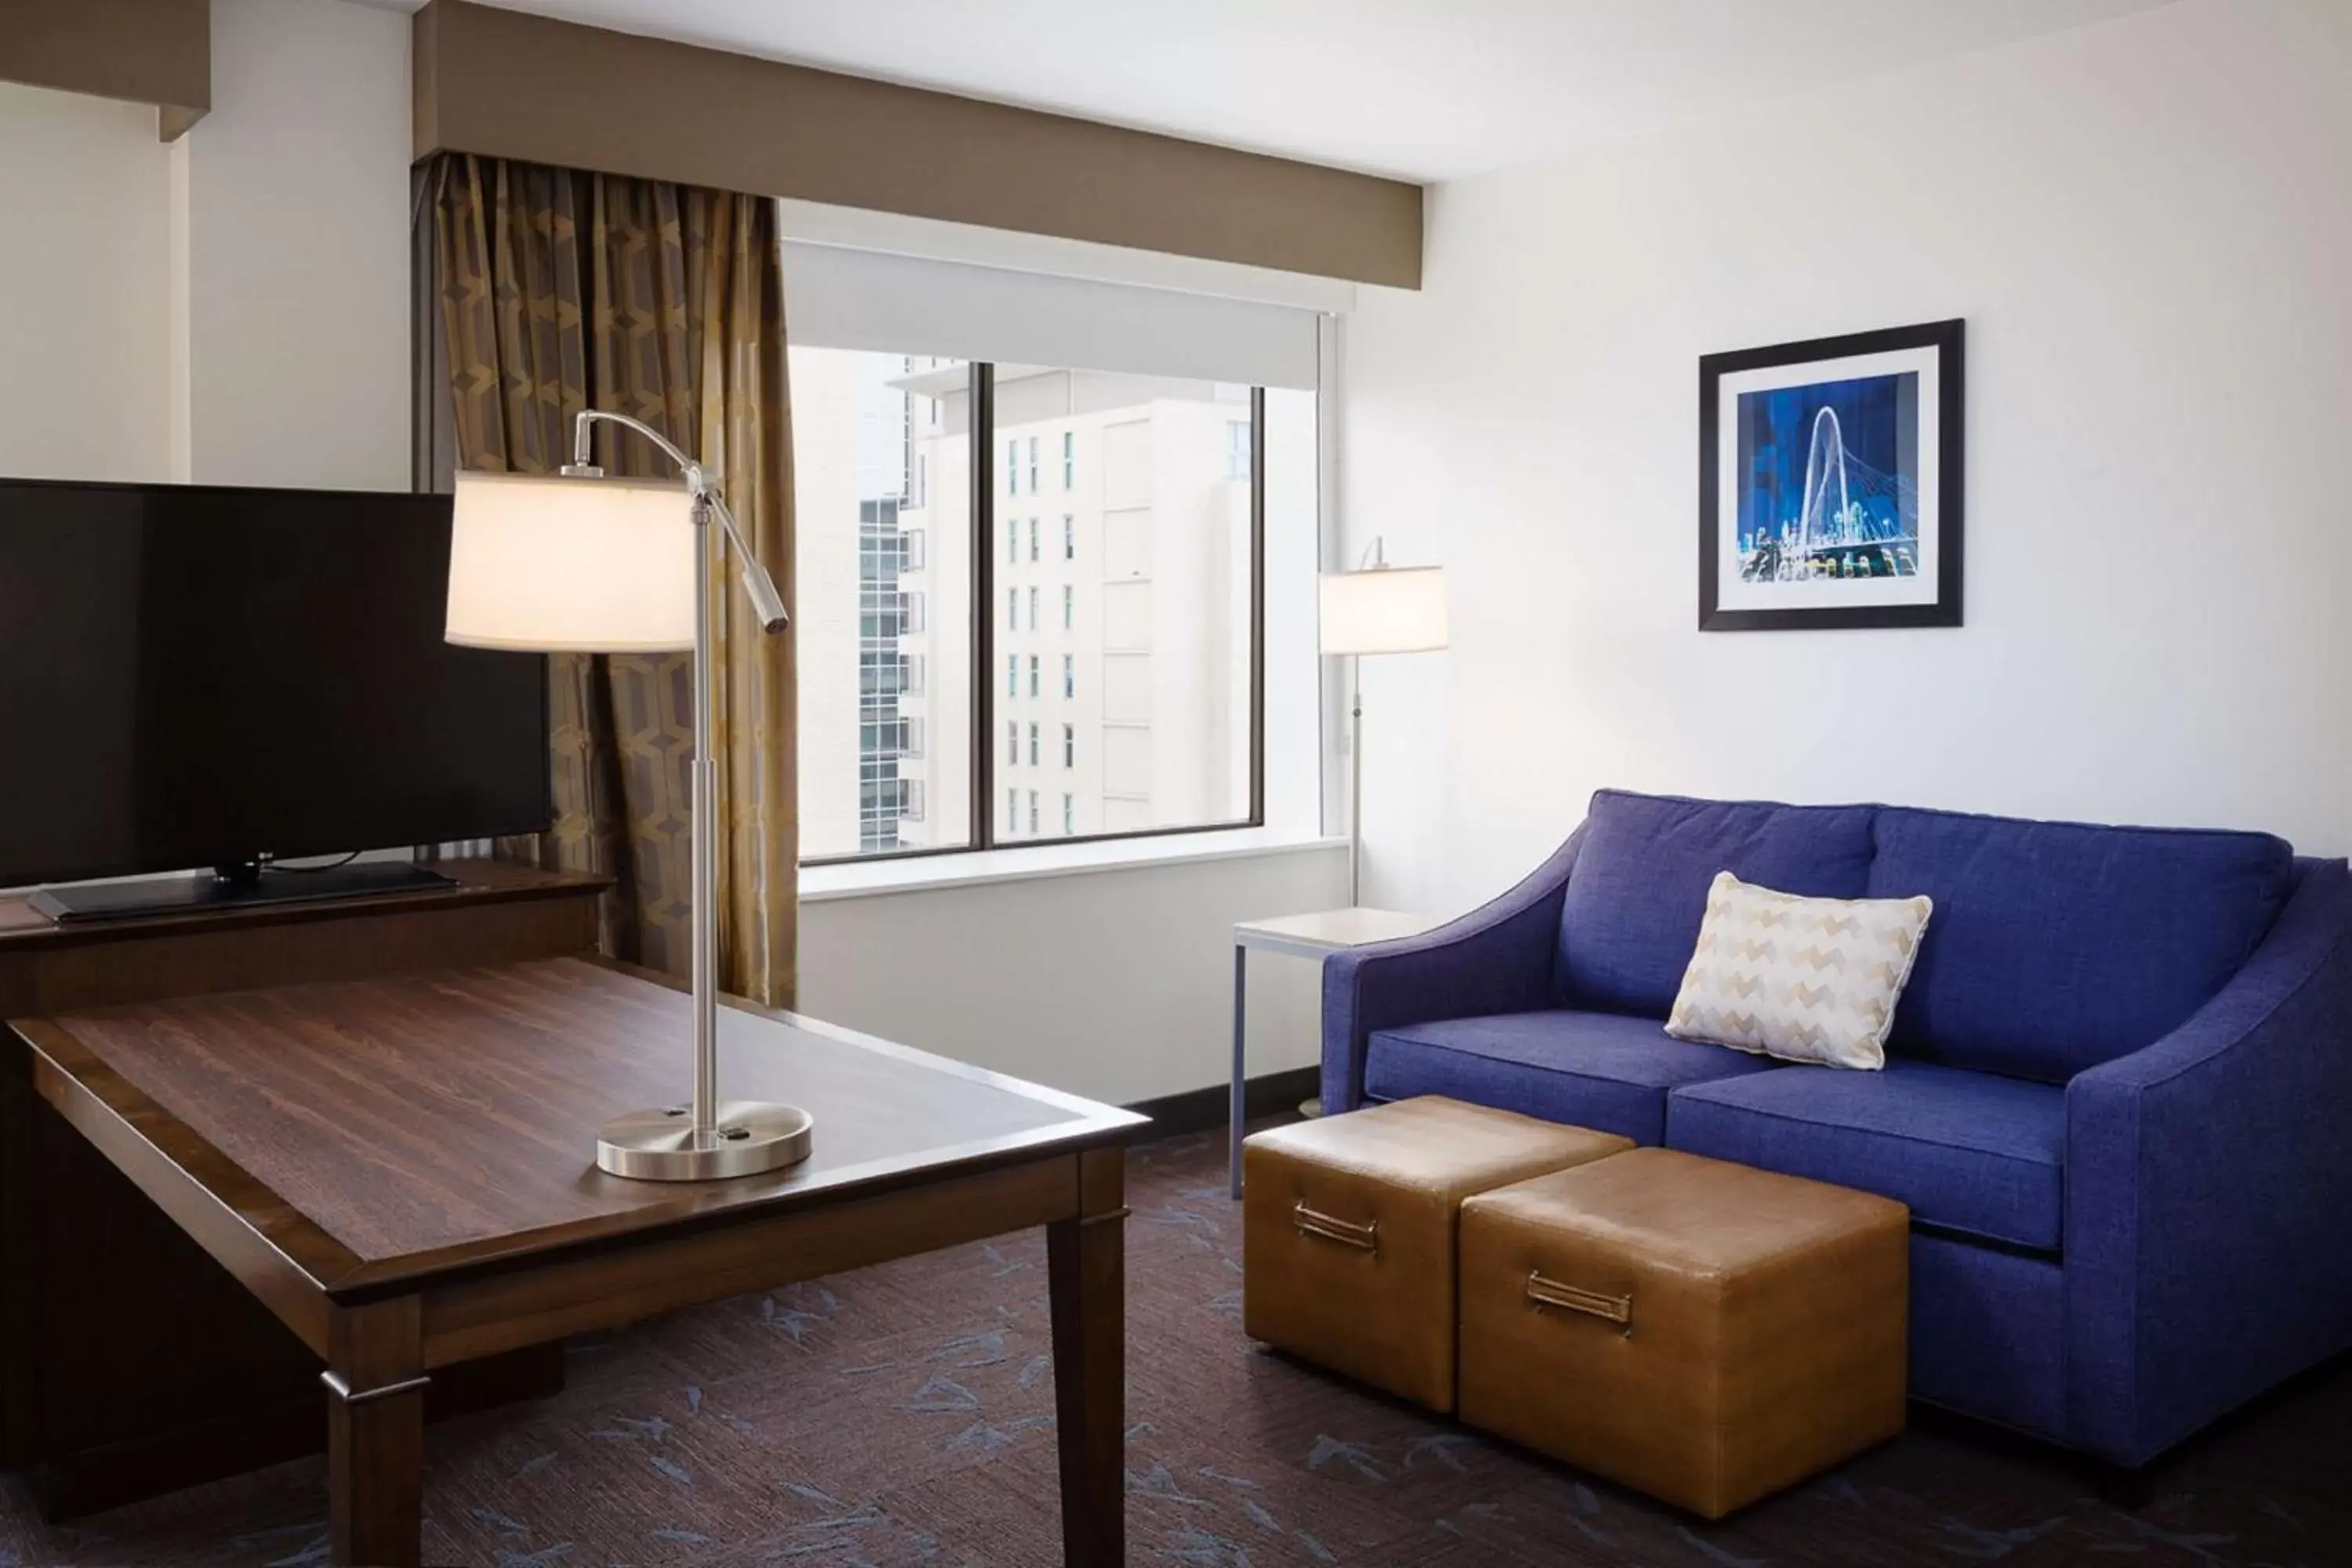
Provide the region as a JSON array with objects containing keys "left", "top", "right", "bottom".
[{"left": 11, "top": 956, "right": 1146, "bottom": 1567}]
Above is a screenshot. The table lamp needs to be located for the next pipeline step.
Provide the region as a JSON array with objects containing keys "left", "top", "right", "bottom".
[
  {"left": 446, "top": 410, "right": 812, "bottom": 1182},
  {"left": 1319, "top": 539, "right": 1448, "bottom": 907}
]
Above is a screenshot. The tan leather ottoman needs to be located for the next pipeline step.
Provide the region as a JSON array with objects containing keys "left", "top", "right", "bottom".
[
  {"left": 1458, "top": 1147, "right": 1907, "bottom": 1518},
  {"left": 1243, "top": 1096, "right": 1631, "bottom": 1412}
]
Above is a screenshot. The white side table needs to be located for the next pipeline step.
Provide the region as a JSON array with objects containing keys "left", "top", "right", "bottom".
[{"left": 1229, "top": 906, "right": 1446, "bottom": 1197}]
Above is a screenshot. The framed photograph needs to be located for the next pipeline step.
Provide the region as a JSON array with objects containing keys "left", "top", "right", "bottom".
[{"left": 1699, "top": 318, "right": 1963, "bottom": 631}]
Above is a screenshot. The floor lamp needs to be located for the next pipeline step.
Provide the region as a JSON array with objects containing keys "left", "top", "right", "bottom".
[
  {"left": 1319, "top": 539, "right": 1449, "bottom": 908},
  {"left": 445, "top": 411, "right": 814, "bottom": 1182}
]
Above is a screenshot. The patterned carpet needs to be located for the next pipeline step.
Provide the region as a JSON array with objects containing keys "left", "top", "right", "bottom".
[{"left": 2, "top": 1125, "right": 2347, "bottom": 1567}]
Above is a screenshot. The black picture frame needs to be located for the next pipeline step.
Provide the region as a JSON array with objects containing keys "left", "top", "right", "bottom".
[{"left": 1698, "top": 318, "right": 1964, "bottom": 631}]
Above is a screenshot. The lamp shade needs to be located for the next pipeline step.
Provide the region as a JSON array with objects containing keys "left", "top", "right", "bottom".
[
  {"left": 445, "top": 471, "right": 696, "bottom": 652},
  {"left": 1318, "top": 564, "right": 1448, "bottom": 655}
]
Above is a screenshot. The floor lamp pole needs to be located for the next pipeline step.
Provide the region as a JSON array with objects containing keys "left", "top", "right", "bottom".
[{"left": 1349, "top": 652, "right": 1364, "bottom": 909}]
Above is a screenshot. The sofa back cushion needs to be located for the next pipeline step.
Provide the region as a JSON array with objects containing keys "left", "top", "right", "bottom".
[
  {"left": 1558, "top": 790, "right": 1876, "bottom": 1016},
  {"left": 1867, "top": 807, "right": 2292, "bottom": 1081}
]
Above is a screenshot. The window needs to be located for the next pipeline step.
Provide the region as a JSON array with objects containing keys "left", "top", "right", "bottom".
[
  {"left": 799, "top": 349, "right": 1290, "bottom": 864},
  {"left": 789, "top": 348, "right": 971, "bottom": 858}
]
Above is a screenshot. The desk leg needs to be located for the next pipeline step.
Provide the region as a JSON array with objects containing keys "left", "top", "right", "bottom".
[
  {"left": 326, "top": 1297, "right": 426, "bottom": 1568},
  {"left": 1229, "top": 943, "right": 1248, "bottom": 1199},
  {"left": 1048, "top": 1147, "right": 1126, "bottom": 1568}
]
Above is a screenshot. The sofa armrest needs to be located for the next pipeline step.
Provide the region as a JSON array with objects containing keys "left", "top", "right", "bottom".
[
  {"left": 2064, "top": 856, "right": 2352, "bottom": 1466},
  {"left": 1319, "top": 827, "right": 1583, "bottom": 1113}
]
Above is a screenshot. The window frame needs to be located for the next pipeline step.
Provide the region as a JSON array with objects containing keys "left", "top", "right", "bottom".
[{"left": 805, "top": 369, "right": 1268, "bottom": 866}]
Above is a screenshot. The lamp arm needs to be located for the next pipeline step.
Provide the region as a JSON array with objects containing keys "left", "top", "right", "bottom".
[{"left": 567, "top": 408, "right": 788, "bottom": 634}]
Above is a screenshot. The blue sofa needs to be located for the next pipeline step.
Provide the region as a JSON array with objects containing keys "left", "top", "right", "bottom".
[{"left": 1321, "top": 789, "right": 2352, "bottom": 1468}]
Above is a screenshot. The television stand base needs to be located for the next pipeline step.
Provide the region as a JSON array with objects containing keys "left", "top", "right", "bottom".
[{"left": 29, "top": 862, "right": 456, "bottom": 924}]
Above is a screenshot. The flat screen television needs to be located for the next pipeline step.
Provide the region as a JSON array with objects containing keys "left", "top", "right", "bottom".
[{"left": 0, "top": 477, "right": 552, "bottom": 919}]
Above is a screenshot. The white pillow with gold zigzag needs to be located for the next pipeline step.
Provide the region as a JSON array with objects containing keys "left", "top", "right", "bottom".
[{"left": 1664, "top": 871, "right": 1933, "bottom": 1071}]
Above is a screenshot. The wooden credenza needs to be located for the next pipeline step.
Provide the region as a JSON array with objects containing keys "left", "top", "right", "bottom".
[{"left": 0, "top": 860, "right": 607, "bottom": 1517}]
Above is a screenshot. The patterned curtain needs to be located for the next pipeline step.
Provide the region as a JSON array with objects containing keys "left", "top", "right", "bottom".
[{"left": 423, "top": 152, "right": 797, "bottom": 1008}]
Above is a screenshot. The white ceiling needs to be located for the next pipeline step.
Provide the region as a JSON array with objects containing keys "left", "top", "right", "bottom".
[{"left": 443, "top": 0, "right": 2178, "bottom": 182}]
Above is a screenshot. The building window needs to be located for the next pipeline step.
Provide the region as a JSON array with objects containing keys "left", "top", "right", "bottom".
[{"left": 800, "top": 354, "right": 1280, "bottom": 866}]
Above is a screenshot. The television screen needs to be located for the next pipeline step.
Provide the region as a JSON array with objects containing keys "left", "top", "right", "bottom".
[{"left": 0, "top": 478, "right": 551, "bottom": 887}]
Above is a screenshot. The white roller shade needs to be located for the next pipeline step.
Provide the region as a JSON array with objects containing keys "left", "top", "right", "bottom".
[{"left": 781, "top": 241, "right": 1323, "bottom": 390}]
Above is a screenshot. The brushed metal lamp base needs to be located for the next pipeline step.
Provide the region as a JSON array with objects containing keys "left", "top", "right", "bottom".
[{"left": 596, "top": 1101, "right": 815, "bottom": 1181}]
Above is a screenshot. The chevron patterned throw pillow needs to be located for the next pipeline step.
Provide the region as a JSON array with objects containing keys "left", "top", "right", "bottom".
[{"left": 1664, "top": 871, "right": 1933, "bottom": 1070}]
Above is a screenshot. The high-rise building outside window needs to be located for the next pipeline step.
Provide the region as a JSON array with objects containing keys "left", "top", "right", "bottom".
[{"left": 799, "top": 350, "right": 1298, "bottom": 865}]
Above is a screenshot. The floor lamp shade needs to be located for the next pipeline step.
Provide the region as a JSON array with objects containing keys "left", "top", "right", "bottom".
[
  {"left": 445, "top": 471, "right": 697, "bottom": 653},
  {"left": 1319, "top": 564, "right": 1449, "bottom": 655}
]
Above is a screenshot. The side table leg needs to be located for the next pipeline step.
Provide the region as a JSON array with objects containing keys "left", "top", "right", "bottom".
[
  {"left": 1049, "top": 1148, "right": 1127, "bottom": 1568},
  {"left": 1230, "top": 943, "right": 1247, "bottom": 1199},
  {"left": 326, "top": 1296, "right": 426, "bottom": 1568}
]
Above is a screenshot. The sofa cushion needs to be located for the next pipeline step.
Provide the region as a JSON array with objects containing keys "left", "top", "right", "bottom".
[
  {"left": 1363, "top": 1009, "right": 1778, "bottom": 1146},
  {"left": 1558, "top": 790, "right": 1877, "bottom": 1016},
  {"left": 1867, "top": 807, "right": 2293, "bottom": 1082},
  {"left": 1666, "top": 1060, "right": 2067, "bottom": 1253}
]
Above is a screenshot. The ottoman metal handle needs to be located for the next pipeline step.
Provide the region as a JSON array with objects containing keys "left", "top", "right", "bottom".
[
  {"left": 1527, "top": 1270, "right": 1632, "bottom": 1333},
  {"left": 1293, "top": 1203, "right": 1378, "bottom": 1254}
]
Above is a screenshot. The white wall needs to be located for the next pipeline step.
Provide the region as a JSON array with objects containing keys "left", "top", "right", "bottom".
[
  {"left": 0, "top": 86, "right": 172, "bottom": 481},
  {"left": 801, "top": 843, "right": 1347, "bottom": 1105},
  {"left": 174, "top": 0, "right": 412, "bottom": 488},
  {"left": 1343, "top": 0, "right": 2352, "bottom": 922}
]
